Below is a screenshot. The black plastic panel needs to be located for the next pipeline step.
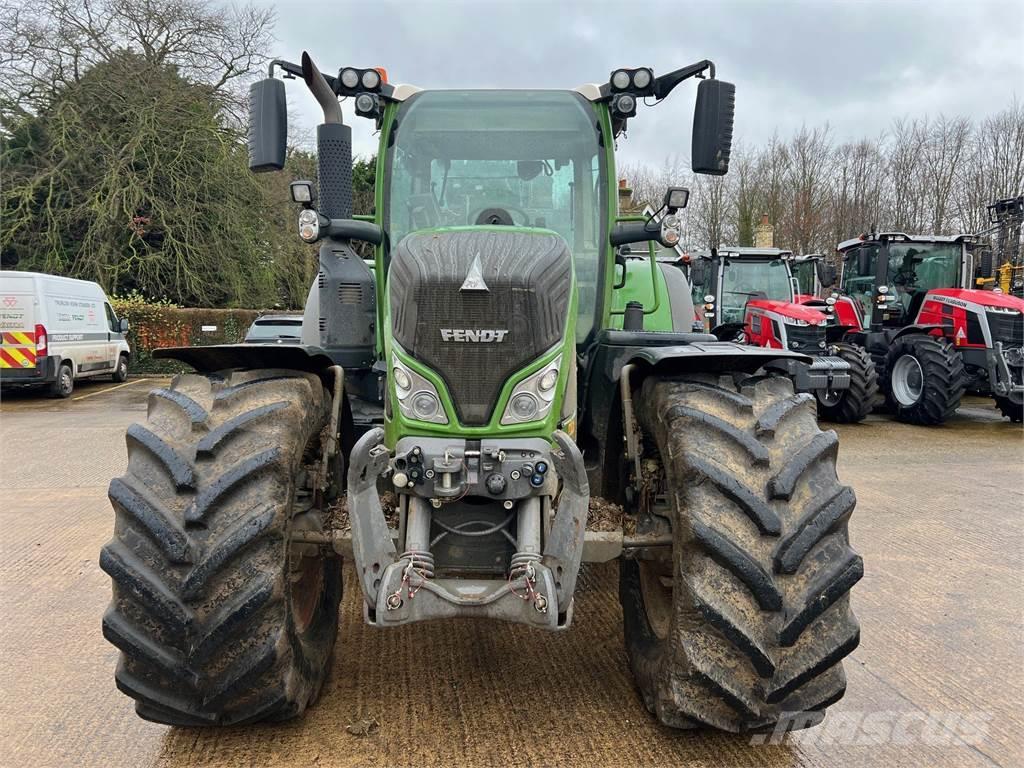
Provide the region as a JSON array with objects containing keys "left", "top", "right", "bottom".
[{"left": 389, "top": 229, "right": 572, "bottom": 425}]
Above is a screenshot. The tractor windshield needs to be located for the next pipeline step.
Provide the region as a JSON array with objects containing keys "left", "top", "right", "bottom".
[
  {"left": 719, "top": 258, "right": 793, "bottom": 324},
  {"left": 841, "top": 241, "right": 961, "bottom": 320},
  {"left": 385, "top": 90, "right": 606, "bottom": 341}
]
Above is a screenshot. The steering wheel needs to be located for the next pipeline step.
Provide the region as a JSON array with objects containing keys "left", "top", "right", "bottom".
[{"left": 469, "top": 205, "right": 531, "bottom": 227}]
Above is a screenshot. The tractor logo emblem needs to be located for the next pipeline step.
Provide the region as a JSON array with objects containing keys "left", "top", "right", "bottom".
[
  {"left": 460, "top": 254, "right": 489, "bottom": 292},
  {"left": 2, "top": 297, "right": 15, "bottom": 308},
  {"left": 440, "top": 329, "right": 508, "bottom": 342}
]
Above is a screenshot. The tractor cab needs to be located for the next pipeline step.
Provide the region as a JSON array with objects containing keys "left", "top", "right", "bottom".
[
  {"left": 837, "top": 233, "right": 973, "bottom": 329},
  {"left": 689, "top": 247, "right": 801, "bottom": 330}
]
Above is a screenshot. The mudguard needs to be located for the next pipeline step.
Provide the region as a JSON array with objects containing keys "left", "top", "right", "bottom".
[
  {"left": 579, "top": 330, "right": 812, "bottom": 498},
  {"left": 154, "top": 344, "right": 337, "bottom": 374},
  {"left": 622, "top": 336, "right": 811, "bottom": 376}
]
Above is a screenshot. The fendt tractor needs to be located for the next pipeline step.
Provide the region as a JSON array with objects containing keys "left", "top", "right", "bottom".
[
  {"left": 836, "top": 232, "right": 1024, "bottom": 424},
  {"left": 100, "top": 53, "right": 863, "bottom": 733},
  {"left": 689, "top": 247, "right": 878, "bottom": 423}
]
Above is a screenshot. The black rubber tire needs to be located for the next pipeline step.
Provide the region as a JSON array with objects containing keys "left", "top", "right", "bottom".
[
  {"left": 48, "top": 362, "right": 74, "bottom": 398},
  {"left": 112, "top": 354, "right": 129, "bottom": 382},
  {"left": 100, "top": 369, "right": 342, "bottom": 726},
  {"left": 883, "top": 335, "right": 964, "bottom": 425},
  {"left": 620, "top": 373, "right": 862, "bottom": 732},
  {"left": 815, "top": 343, "right": 879, "bottom": 424},
  {"left": 994, "top": 396, "right": 1023, "bottom": 423}
]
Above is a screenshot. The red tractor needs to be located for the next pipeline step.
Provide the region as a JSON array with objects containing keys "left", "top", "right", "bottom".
[
  {"left": 834, "top": 232, "right": 1024, "bottom": 424},
  {"left": 688, "top": 247, "right": 879, "bottom": 422}
]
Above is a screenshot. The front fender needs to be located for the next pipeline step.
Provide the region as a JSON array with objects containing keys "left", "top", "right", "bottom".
[
  {"left": 892, "top": 324, "right": 946, "bottom": 341},
  {"left": 626, "top": 339, "right": 811, "bottom": 376},
  {"left": 154, "top": 343, "right": 337, "bottom": 375}
]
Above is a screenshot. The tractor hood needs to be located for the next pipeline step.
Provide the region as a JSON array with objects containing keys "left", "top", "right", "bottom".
[
  {"left": 388, "top": 226, "right": 572, "bottom": 426},
  {"left": 746, "top": 298, "right": 828, "bottom": 325},
  {"left": 927, "top": 288, "right": 1024, "bottom": 312}
]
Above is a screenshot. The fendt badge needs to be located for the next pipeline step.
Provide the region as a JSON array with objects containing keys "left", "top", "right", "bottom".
[{"left": 440, "top": 329, "right": 509, "bottom": 342}]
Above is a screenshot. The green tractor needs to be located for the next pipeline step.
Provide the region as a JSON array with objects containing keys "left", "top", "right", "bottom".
[{"left": 100, "top": 53, "right": 862, "bottom": 733}]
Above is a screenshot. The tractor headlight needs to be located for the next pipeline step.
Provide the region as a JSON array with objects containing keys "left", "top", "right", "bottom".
[
  {"left": 632, "top": 67, "right": 652, "bottom": 90},
  {"left": 611, "top": 69, "right": 631, "bottom": 90},
  {"left": 361, "top": 69, "right": 381, "bottom": 90},
  {"left": 508, "top": 393, "right": 539, "bottom": 421},
  {"left": 411, "top": 391, "right": 441, "bottom": 420},
  {"left": 340, "top": 68, "right": 360, "bottom": 89},
  {"left": 501, "top": 355, "right": 561, "bottom": 425},
  {"left": 393, "top": 367, "right": 412, "bottom": 393},
  {"left": 392, "top": 356, "right": 448, "bottom": 424},
  {"left": 298, "top": 208, "right": 320, "bottom": 242},
  {"left": 660, "top": 214, "right": 681, "bottom": 246}
]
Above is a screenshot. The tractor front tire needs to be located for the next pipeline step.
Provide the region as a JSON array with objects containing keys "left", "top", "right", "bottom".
[
  {"left": 816, "top": 343, "right": 879, "bottom": 424},
  {"left": 620, "top": 373, "right": 862, "bottom": 732},
  {"left": 100, "top": 369, "right": 342, "bottom": 726},
  {"left": 883, "top": 335, "right": 964, "bottom": 425},
  {"left": 994, "top": 395, "right": 1023, "bottom": 423}
]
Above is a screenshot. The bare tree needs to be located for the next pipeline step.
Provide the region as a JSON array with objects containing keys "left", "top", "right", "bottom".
[{"left": 0, "top": 0, "right": 274, "bottom": 121}]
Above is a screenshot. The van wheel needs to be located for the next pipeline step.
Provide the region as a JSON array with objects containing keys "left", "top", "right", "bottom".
[
  {"left": 112, "top": 355, "right": 129, "bottom": 383},
  {"left": 49, "top": 363, "right": 74, "bottom": 398}
]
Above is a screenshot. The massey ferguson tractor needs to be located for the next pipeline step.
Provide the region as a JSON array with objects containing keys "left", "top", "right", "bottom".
[
  {"left": 100, "top": 53, "right": 863, "bottom": 733},
  {"left": 836, "top": 232, "right": 1024, "bottom": 424},
  {"left": 689, "top": 247, "right": 878, "bottom": 422}
]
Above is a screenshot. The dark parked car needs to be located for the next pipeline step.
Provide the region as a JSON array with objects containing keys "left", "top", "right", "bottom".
[{"left": 243, "top": 314, "right": 304, "bottom": 344}]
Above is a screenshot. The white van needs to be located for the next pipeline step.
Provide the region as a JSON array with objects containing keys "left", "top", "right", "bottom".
[{"left": 0, "top": 271, "right": 131, "bottom": 397}]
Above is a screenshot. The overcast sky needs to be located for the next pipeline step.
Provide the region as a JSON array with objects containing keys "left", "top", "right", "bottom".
[{"left": 262, "top": 0, "right": 1023, "bottom": 168}]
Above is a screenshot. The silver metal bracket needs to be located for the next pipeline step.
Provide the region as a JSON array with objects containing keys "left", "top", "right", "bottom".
[{"left": 347, "top": 427, "right": 397, "bottom": 604}]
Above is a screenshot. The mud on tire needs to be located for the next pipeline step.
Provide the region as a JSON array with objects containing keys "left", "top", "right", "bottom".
[
  {"left": 816, "top": 343, "right": 879, "bottom": 424},
  {"left": 620, "top": 373, "right": 862, "bottom": 732},
  {"left": 100, "top": 369, "right": 342, "bottom": 726}
]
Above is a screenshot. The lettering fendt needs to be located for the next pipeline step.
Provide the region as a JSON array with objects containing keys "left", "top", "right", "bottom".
[{"left": 100, "top": 52, "right": 862, "bottom": 733}]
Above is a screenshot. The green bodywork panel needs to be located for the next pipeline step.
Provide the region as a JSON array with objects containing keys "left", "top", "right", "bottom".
[{"left": 608, "top": 251, "right": 675, "bottom": 332}]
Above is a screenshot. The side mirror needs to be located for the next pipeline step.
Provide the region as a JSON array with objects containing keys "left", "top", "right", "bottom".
[
  {"left": 119, "top": 317, "right": 130, "bottom": 333},
  {"left": 248, "top": 78, "right": 288, "bottom": 172},
  {"left": 689, "top": 258, "right": 707, "bottom": 287},
  {"left": 816, "top": 261, "right": 837, "bottom": 288},
  {"left": 691, "top": 78, "right": 735, "bottom": 176}
]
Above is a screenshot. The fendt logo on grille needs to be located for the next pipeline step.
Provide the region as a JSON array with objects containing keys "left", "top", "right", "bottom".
[{"left": 440, "top": 329, "right": 508, "bottom": 343}]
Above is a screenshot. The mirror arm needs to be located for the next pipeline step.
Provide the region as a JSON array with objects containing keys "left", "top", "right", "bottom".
[
  {"left": 270, "top": 58, "right": 339, "bottom": 92},
  {"left": 610, "top": 221, "right": 659, "bottom": 246},
  {"left": 325, "top": 219, "right": 384, "bottom": 245},
  {"left": 653, "top": 59, "right": 714, "bottom": 100}
]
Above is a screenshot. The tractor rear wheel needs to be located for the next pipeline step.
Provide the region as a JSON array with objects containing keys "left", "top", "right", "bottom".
[
  {"left": 620, "top": 373, "right": 862, "bottom": 732},
  {"left": 994, "top": 396, "right": 1023, "bottom": 423},
  {"left": 815, "top": 343, "right": 879, "bottom": 423},
  {"left": 100, "top": 369, "right": 342, "bottom": 726},
  {"left": 883, "top": 335, "right": 964, "bottom": 425}
]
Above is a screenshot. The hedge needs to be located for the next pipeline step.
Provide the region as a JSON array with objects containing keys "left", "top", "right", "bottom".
[{"left": 111, "top": 294, "right": 262, "bottom": 374}]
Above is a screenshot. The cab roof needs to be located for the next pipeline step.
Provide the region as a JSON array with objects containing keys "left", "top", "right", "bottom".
[
  {"left": 696, "top": 247, "right": 794, "bottom": 260},
  {"left": 837, "top": 233, "right": 975, "bottom": 252}
]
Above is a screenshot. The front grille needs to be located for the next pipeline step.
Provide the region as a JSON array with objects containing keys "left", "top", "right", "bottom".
[
  {"left": 784, "top": 322, "right": 825, "bottom": 353},
  {"left": 987, "top": 311, "right": 1023, "bottom": 348},
  {"left": 390, "top": 229, "right": 571, "bottom": 425}
]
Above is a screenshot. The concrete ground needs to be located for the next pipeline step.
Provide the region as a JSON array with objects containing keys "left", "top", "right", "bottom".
[{"left": 1, "top": 378, "right": 1021, "bottom": 768}]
